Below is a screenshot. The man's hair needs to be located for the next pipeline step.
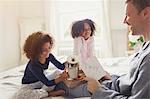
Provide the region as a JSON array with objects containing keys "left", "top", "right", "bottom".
[
  {"left": 126, "top": 0, "right": 150, "bottom": 12},
  {"left": 23, "top": 31, "right": 54, "bottom": 60}
]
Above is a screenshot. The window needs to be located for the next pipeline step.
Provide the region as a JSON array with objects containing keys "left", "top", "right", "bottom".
[{"left": 54, "top": 0, "right": 102, "bottom": 57}]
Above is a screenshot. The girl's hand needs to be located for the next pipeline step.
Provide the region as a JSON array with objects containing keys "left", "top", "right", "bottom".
[
  {"left": 100, "top": 71, "right": 111, "bottom": 82},
  {"left": 60, "top": 71, "right": 69, "bottom": 79},
  {"left": 64, "top": 61, "right": 69, "bottom": 68},
  {"left": 63, "top": 61, "right": 69, "bottom": 72},
  {"left": 55, "top": 71, "right": 69, "bottom": 84}
]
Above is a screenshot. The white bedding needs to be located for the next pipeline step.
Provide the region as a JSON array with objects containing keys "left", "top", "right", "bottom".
[{"left": 0, "top": 56, "right": 131, "bottom": 99}]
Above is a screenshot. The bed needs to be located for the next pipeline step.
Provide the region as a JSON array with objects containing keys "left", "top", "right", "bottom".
[{"left": 0, "top": 56, "right": 131, "bottom": 99}]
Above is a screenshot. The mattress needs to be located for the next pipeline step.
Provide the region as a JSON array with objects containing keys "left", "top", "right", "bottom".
[{"left": 0, "top": 56, "right": 131, "bottom": 99}]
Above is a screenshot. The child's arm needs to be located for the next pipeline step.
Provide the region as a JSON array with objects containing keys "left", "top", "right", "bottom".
[
  {"left": 73, "top": 37, "right": 83, "bottom": 55},
  {"left": 29, "top": 63, "right": 56, "bottom": 86},
  {"left": 73, "top": 37, "right": 83, "bottom": 66},
  {"left": 88, "top": 37, "right": 95, "bottom": 57},
  {"left": 48, "top": 54, "right": 65, "bottom": 70}
]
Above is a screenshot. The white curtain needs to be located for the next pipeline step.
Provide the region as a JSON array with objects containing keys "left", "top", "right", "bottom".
[
  {"left": 99, "top": 0, "right": 113, "bottom": 58},
  {"left": 44, "top": 0, "right": 113, "bottom": 58}
]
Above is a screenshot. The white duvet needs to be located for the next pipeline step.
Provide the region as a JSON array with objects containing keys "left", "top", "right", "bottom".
[{"left": 0, "top": 57, "right": 130, "bottom": 99}]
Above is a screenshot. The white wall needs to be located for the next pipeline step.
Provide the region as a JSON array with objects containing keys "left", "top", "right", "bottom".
[
  {"left": 112, "top": 29, "right": 128, "bottom": 57},
  {"left": 110, "top": 0, "right": 128, "bottom": 57},
  {"left": 0, "top": 0, "right": 44, "bottom": 72},
  {"left": 17, "top": 1, "right": 45, "bottom": 65},
  {"left": 0, "top": 0, "right": 128, "bottom": 72},
  {"left": 0, "top": 1, "right": 20, "bottom": 72}
]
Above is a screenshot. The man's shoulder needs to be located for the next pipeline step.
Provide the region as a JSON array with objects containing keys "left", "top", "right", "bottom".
[
  {"left": 140, "top": 52, "right": 150, "bottom": 68},
  {"left": 141, "top": 41, "right": 150, "bottom": 50},
  {"left": 144, "top": 52, "right": 150, "bottom": 61}
]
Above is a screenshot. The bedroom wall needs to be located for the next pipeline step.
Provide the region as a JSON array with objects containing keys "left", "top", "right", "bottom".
[
  {"left": 17, "top": 1, "right": 45, "bottom": 65},
  {"left": 0, "top": 1, "right": 20, "bottom": 72},
  {"left": 0, "top": 0, "right": 44, "bottom": 72},
  {"left": 0, "top": 0, "right": 127, "bottom": 72},
  {"left": 110, "top": 0, "right": 128, "bottom": 57}
]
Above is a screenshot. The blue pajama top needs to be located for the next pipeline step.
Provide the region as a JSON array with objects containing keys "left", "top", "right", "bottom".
[{"left": 22, "top": 53, "right": 65, "bottom": 86}]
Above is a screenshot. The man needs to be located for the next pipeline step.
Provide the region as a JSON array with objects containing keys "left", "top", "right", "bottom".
[
  {"left": 54, "top": 0, "right": 150, "bottom": 98},
  {"left": 85, "top": 0, "right": 150, "bottom": 98}
]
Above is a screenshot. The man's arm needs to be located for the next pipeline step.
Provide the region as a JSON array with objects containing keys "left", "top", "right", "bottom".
[{"left": 91, "top": 55, "right": 150, "bottom": 99}]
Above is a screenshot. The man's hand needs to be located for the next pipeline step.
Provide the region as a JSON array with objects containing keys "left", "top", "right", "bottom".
[{"left": 84, "top": 77, "right": 101, "bottom": 94}]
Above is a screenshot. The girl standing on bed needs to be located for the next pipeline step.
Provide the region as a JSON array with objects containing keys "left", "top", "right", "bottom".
[
  {"left": 71, "top": 19, "right": 96, "bottom": 65},
  {"left": 21, "top": 31, "right": 68, "bottom": 98}
]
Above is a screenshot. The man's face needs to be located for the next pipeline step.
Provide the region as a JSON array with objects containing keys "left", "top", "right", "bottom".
[{"left": 124, "top": 2, "right": 144, "bottom": 35}]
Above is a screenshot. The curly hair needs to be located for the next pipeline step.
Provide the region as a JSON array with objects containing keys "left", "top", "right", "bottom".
[
  {"left": 71, "top": 20, "right": 84, "bottom": 38},
  {"left": 23, "top": 31, "right": 54, "bottom": 60},
  {"left": 71, "top": 19, "right": 96, "bottom": 38},
  {"left": 126, "top": 0, "right": 150, "bottom": 12}
]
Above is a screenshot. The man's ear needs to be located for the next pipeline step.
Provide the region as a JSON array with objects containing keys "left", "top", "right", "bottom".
[{"left": 141, "top": 7, "right": 150, "bottom": 21}]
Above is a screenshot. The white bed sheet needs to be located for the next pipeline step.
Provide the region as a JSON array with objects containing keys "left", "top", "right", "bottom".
[{"left": 0, "top": 56, "right": 131, "bottom": 99}]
